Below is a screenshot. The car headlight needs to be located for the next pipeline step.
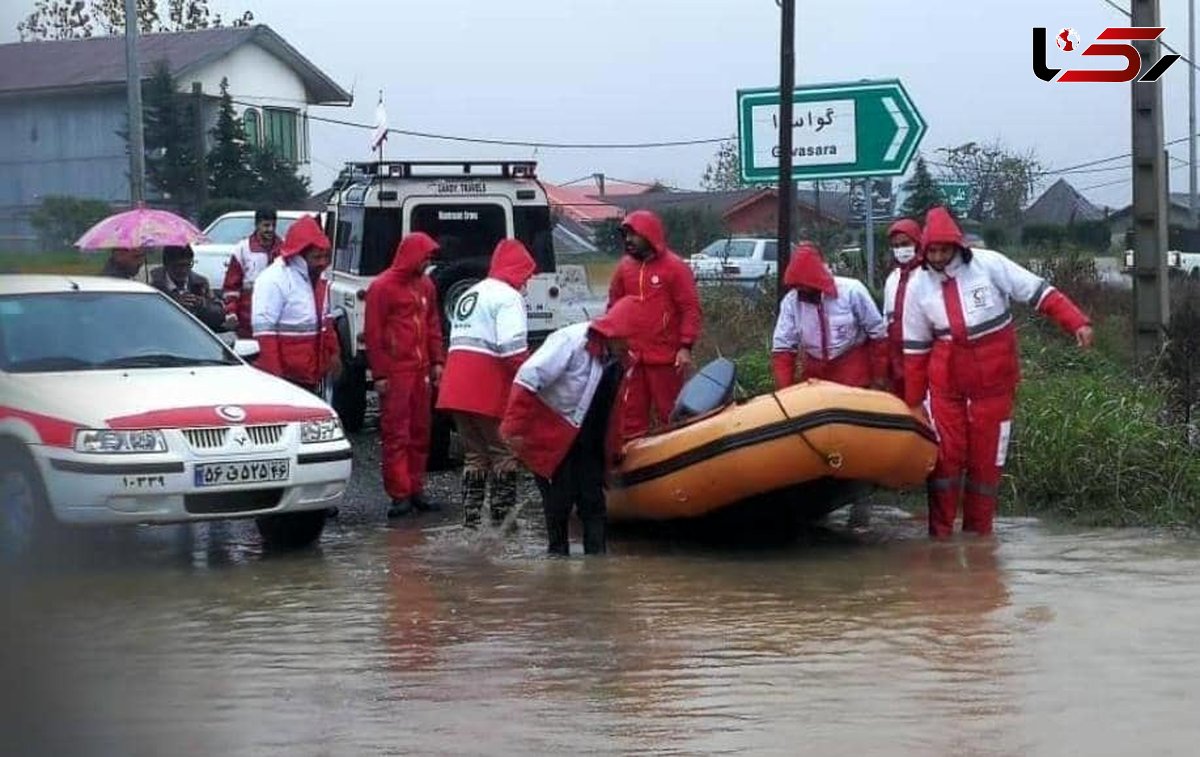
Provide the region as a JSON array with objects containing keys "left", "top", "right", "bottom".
[
  {"left": 74, "top": 429, "right": 168, "bottom": 454},
  {"left": 301, "top": 417, "right": 344, "bottom": 444}
]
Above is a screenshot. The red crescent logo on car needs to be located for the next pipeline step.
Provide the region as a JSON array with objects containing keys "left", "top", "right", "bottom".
[{"left": 216, "top": 405, "right": 247, "bottom": 422}]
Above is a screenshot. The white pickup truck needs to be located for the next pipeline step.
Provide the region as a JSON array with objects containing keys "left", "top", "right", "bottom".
[
  {"left": 687, "top": 237, "right": 778, "bottom": 288},
  {"left": 1123, "top": 249, "right": 1199, "bottom": 277}
]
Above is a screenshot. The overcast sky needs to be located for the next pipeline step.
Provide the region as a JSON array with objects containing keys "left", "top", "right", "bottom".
[{"left": 2, "top": 0, "right": 1195, "bottom": 210}]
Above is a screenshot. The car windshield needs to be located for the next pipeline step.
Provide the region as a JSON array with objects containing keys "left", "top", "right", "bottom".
[
  {"left": 698, "top": 239, "right": 757, "bottom": 259},
  {"left": 203, "top": 216, "right": 298, "bottom": 245},
  {"left": 0, "top": 291, "right": 240, "bottom": 373}
]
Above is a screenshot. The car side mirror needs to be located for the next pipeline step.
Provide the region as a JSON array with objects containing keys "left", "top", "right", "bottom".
[{"left": 234, "top": 339, "right": 261, "bottom": 360}]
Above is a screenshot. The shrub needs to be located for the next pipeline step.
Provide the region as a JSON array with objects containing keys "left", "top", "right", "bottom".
[{"left": 29, "top": 196, "right": 114, "bottom": 251}]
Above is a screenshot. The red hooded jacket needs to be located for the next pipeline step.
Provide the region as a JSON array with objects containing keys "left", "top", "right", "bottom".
[
  {"left": 250, "top": 215, "right": 338, "bottom": 388},
  {"left": 222, "top": 231, "right": 281, "bottom": 337},
  {"left": 364, "top": 233, "right": 445, "bottom": 379},
  {"left": 501, "top": 296, "right": 649, "bottom": 479},
  {"left": 901, "top": 207, "right": 1091, "bottom": 406},
  {"left": 606, "top": 210, "right": 703, "bottom": 365},
  {"left": 436, "top": 239, "right": 538, "bottom": 419},
  {"left": 770, "top": 243, "right": 888, "bottom": 388},
  {"left": 883, "top": 218, "right": 924, "bottom": 394}
]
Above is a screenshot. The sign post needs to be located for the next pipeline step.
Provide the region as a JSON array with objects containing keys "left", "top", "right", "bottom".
[
  {"left": 738, "top": 79, "right": 926, "bottom": 184},
  {"left": 936, "top": 181, "right": 973, "bottom": 216}
]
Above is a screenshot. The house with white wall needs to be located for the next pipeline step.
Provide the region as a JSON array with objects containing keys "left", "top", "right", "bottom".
[{"left": 0, "top": 24, "right": 351, "bottom": 249}]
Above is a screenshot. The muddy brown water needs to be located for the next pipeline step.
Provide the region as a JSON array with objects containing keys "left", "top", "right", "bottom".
[{"left": 6, "top": 496, "right": 1200, "bottom": 756}]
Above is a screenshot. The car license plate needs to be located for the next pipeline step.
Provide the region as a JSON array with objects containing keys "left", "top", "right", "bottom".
[{"left": 194, "top": 459, "right": 290, "bottom": 488}]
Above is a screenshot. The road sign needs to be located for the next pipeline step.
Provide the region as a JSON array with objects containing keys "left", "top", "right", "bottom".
[
  {"left": 937, "top": 181, "right": 973, "bottom": 214},
  {"left": 848, "top": 178, "right": 895, "bottom": 223},
  {"left": 737, "top": 79, "right": 927, "bottom": 183}
]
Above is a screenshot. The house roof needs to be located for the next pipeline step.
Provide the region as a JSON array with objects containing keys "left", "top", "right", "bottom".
[
  {"left": 1109, "top": 192, "right": 1198, "bottom": 221},
  {"left": 0, "top": 24, "right": 351, "bottom": 104},
  {"left": 1023, "top": 179, "right": 1105, "bottom": 225},
  {"left": 605, "top": 188, "right": 769, "bottom": 217},
  {"left": 544, "top": 184, "right": 624, "bottom": 225}
]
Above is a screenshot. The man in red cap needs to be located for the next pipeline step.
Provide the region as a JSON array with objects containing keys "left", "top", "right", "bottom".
[
  {"left": 250, "top": 214, "right": 341, "bottom": 393},
  {"left": 902, "top": 206, "right": 1093, "bottom": 538},
  {"left": 364, "top": 232, "right": 446, "bottom": 519},
  {"left": 436, "top": 238, "right": 538, "bottom": 530},
  {"left": 500, "top": 295, "right": 647, "bottom": 556},
  {"left": 607, "top": 209, "right": 703, "bottom": 441},
  {"left": 882, "top": 218, "right": 924, "bottom": 399},
  {"left": 770, "top": 241, "right": 888, "bottom": 390}
]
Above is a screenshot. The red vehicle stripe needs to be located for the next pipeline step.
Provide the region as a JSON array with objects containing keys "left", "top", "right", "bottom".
[
  {"left": 0, "top": 406, "right": 79, "bottom": 448},
  {"left": 107, "top": 405, "right": 334, "bottom": 429}
]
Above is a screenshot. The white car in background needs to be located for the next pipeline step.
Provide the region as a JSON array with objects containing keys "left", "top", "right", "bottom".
[
  {"left": 0, "top": 275, "right": 353, "bottom": 560},
  {"left": 191, "top": 210, "right": 313, "bottom": 288},
  {"left": 687, "top": 237, "right": 778, "bottom": 288}
]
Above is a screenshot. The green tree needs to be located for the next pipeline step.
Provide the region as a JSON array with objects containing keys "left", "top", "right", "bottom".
[
  {"left": 899, "top": 156, "right": 942, "bottom": 220},
  {"left": 206, "top": 77, "right": 256, "bottom": 200},
  {"left": 250, "top": 146, "right": 310, "bottom": 205},
  {"left": 937, "top": 140, "right": 1041, "bottom": 224},
  {"left": 140, "top": 61, "right": 202, "bottom": 213},
  {"left": 700, "top": 135, "right": 745, "bottom": 191},
  {"left": 18, "top": 0, "right": 253, "bottom": 41},
  {"left": 659, "top": 207, "right": 726, "bottom": 257}
]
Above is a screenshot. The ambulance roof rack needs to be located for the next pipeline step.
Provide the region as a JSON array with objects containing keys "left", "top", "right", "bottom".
[{"left": 342, "top": 160, "right": 539, "bottom": 180}]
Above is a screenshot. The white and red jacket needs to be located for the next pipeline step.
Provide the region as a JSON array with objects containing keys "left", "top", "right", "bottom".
[
  {"left": 223, "top": 232, "right": 281, "bottom": 337},
  {"left": 250, "top": 216, "right": 338, "bottom": 389},
  {"left": 501, "top": 296, "right": 647, "bottom": 479},
  {"left": 901, "top": 210, "right": 1090, "bottom": 406},
  {"left": 771, "top": 243, "right": 887, "bottom": 389},
  {"left": 882, "top": 218, "right": 924, "bottom": 397},
  {"left": 436, "top": 239, "right": 537, "bottom": 419}
]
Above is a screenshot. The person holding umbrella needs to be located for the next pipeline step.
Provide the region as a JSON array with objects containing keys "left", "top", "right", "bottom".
[{"left": 75, "top": 205, "right": 208, "bottom": 284}]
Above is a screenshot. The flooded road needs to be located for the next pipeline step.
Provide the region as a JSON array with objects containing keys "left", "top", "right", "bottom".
[{"left": 7, "top": 438, "right": 1200, "bottom": 756}]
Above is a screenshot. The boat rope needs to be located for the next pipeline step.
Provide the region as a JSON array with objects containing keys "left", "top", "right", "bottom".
[{"left": 768, "top": 391, "right": 844, "bottom": 470}]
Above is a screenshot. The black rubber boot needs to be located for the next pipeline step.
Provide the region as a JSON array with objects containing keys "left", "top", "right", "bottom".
[
  {"left": 545, "top": 516, "right": 570, "bottom": 556},
  {"left": 411, "top": 492, "right": 443, "bottom": 513},
  {"left": 387, "top": 498, "right": 412, "bottom": 518},
  {"left": 489, "top": 471, "right": 518, "bottom": 528},
  {"left": 582, "top": 517, "right": 607, "bottom": 556},
  {"left": 461, "top": 470, "right": 487, "bottom": 529}
]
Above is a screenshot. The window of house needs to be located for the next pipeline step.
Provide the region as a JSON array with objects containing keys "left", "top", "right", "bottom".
[
  {"left": 263, "top": 107, "right": 298, "bottom": 163},
  {"left": 301, "top": 113, "right": 310, "bottom": 163},
  {"left": 243, "top": 107, "right": 261, "bottom": 148}
]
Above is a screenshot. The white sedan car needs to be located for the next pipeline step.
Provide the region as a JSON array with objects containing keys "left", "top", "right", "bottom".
[
  {"left": 190, "top": 210, "right": 311, "bottom": 288},
  {"left": 0, "top": 275, "right": 353, "bottom": 559}
]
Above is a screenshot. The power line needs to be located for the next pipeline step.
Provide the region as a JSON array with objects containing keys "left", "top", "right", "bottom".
[{"left": 1099, "top": 0, "right": 1196, "bottom": 67}]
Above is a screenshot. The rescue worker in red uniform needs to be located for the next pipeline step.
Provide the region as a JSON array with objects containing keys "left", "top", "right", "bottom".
[
  {"left": 223, "top": 206, "right": 282, "bottom": 338},
  {"left": 500, "top": 295, "right": 648, "bottom": 556},
  {"left": 902, "top": 206, "right": 1094, "bottom": 538},
  {"left": 436, "top": 239, "right": 538, "bottom": 530},
  {"left": 770, "top": 242, "right": 888, "bottom": 390},
  {"left": 607, "top": 210, "right": 703, "bottom": 441},
  {"left": 364, "top": 232, "right": 446, "bottom": 519},
  {"left": 881, "top": 218, "right": 924, "bottom": 399},
  {"left": 250, "top": 215, "right": 341, "bottom": 393}
]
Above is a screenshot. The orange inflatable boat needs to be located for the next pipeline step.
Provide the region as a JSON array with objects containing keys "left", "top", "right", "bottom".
[{"left": 606, "top": 359, "right": 938, "bottom": 523}]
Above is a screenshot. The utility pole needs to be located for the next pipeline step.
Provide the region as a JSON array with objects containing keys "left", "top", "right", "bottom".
[
  {"left": 776, "top": 0, "right": 795, "bottom": 306},
  {"left": 864, "top": 178, "right": 876, "bottom": 289},
  {"left": 1190, "top": 0, "right": 1197, "bottom": 226},
  {"left": 124, "top": 0, "right": 145, "bottom": 206},
  {"left": 1131, "top": 0, "right": 1170, "bottom": 362}
]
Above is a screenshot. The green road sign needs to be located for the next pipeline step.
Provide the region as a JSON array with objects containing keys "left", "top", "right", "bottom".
[
  {"left": 937, "top": 181, "right": 973, "bottom": 214},
  {"left": 737, "top": 79, "right": 927, "bottom": 183}
]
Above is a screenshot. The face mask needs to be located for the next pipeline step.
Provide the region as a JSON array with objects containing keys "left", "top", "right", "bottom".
[{"left": 892, "top": 245, "right": 916, "bottom": 264}]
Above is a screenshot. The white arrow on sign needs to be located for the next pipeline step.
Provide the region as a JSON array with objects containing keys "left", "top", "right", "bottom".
[{"left": 882, "top": 96, "right": 908, "bottom": 164}]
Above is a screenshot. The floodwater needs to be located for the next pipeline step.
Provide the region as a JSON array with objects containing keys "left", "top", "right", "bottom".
[{"left": 7, "top": 504, "right": 1200, "bottom": 757}]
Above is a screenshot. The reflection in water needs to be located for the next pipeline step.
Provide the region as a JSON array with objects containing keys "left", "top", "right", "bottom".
[{"left": 7, "top": 516, "right": 1200, "bottom": 755}]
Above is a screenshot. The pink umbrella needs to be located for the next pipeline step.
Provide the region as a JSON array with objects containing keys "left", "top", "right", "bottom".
[{"left": 75, "top": 206, "right": 210, "bottom": 251}]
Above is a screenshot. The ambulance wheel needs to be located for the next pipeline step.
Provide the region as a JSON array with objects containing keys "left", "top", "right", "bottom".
[
  {"left": 0, "top": 448, "right": 56, "bottom": 564},
  {"left": 332, "top": 361, "right": 367, "bottom": 433}
]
